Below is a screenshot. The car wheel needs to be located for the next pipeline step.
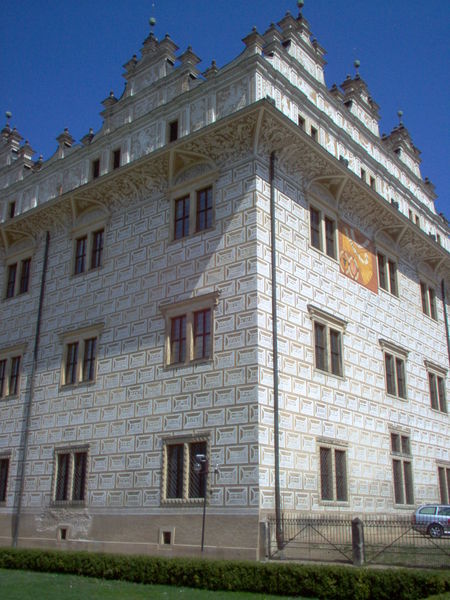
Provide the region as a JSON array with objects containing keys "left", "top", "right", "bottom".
[{"left": 428, "top": 523, "right": 444, "bottom": 538}]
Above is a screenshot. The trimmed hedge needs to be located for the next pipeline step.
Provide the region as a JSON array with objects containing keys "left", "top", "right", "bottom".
[{"left": 0, "top": 548, "right": 448, "bottom": 600}]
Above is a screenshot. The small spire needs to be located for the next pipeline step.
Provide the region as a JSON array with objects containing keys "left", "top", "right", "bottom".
[
  {"left": 397, "top": 109, "right": 404, "bottom": 125},
  {"left": 354, "top": 59, "right": 360, "bottom": 76},
  {"left": 297, "top": 0, "right": 304, "bottom": 12},
  {"left": 149, "top": 2, "right": 156, "bottom": 28}
]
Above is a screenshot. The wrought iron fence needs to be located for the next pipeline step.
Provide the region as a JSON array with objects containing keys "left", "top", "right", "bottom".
[{"left": 267, "top": 514, "right": 450, "bottom": 569}]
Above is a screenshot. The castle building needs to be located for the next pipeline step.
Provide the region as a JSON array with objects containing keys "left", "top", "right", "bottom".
[{"left": 0, "top": 3, "right": 448, "bottom": 560}]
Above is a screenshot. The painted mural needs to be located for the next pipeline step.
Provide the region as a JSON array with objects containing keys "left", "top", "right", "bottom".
[{"left": 338, "top": 221, "right": 378, "bottom": 293}]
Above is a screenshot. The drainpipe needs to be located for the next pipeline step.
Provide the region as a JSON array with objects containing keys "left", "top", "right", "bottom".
[
  {"left": 441, "top": 279, "right": 450, "bottom": 366},
  {"left": 269, "top": 152, "right": 283, "bottom": 550},
  {"left": 12, "top": 231, "right": 50, "bottom": 547}
]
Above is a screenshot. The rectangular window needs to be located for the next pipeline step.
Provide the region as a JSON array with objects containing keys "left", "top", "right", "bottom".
[
  {"left": 62, "top": 328, "right": 101, "bottom": 386},
  {"left": 309, "top": 206, "right": 336, "bottom": 259},
  {"left": 360, "top": 168, "right": 366, "bottom": 182},
  {"left": 74, "top": 228, "right": 104, "bottom": 275},
  {"left": 5, "top": 257, "right": 32, "bottom": 299},
  {"left": 377, "top": 252, "right": 398, "bottom": 296},
  {"left": 370, "top": 176, "right": 376, "bottom": 190},
  {"left": 54, "top": 448, "right": 88, "bottom": 504},
  {"left": 162, "top": 293, "right": 218, "bottom": 367},
  {"left": 391, "top": 433, "right": 414, "bottom": 505},
  {"left": 438, "top": 466, "right": 450, "bottom": 504},
  {"left": 164, "top": 439, "right": 207, "bottom": 502},
  {"left": 0, "top": 457, "right": 9, "bottom": 502},
  {"left": 112, "top": 148, "right": 121, "bottom": 170},
  {"left": 0, "top": 350, "right": 23, "bottom": 399},
  {"left": 8, "top": 202, "right": 16, "bottom": 219},
  {"left": 91, "top": 158, "right": 100, "bottom": 179},
  {"left": 298, "top": 115, "right": 305, "bottom": 130},
  {"left": 319, "top": 446, "right": 348, "bottom": 502},
  {"left": 174, "top": 196, "right": 190, "bottom": 240},
  {"left": 420, "top": 282, "right": 437, "bottom": 320},
  {"left": 314, "top": 322, "right": 343, "bottom": 376},
  {"left": 384, "top": 352, "right": 407, "bottom": 399},
  {"left": 428, "top": 371, "right": 447, "bottom": 413},
  {"left": 310, "top": 126, "right": 318, "bottom": 141}
]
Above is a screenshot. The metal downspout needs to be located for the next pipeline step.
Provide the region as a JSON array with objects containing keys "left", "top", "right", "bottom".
[
  {"left": 441, "top": 279, "right": 450, "bottom": 366},
  {"left": 269, "top": 152, "right": 283, "bottom": 550},
  {"left": 12, "top": 231, "right": 50, "bottom": 547}
]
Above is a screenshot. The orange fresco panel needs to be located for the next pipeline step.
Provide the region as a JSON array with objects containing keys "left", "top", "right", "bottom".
[{"left": 338, "top": 221, "right": 378, "bottom": 293}]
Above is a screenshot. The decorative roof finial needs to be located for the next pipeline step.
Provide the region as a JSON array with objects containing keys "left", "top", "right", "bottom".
[
  {"left": 397, "top": 109, "right": 404, "bottom": 125},
  {"left": 5, "top": 110, "right": 12, "bottom": 123},
  {"left": 354, "top": 59, "right": 360, "bottom": 75},
  {"left": 149, "top": 2, "right": 156, "bottom": 28},
  {"left": 297, "top": 0, "right": 304, "bottom": 13}
]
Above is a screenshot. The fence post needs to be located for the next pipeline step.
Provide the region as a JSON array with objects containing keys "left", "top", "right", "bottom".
[{"left": 352, "top": 517, "right": 365, "bottom": 566}]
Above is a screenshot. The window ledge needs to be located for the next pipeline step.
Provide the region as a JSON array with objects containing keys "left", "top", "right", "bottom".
[
  {"left": 50, "top": 501, "right": 86, "bottom": 508},
  {"left": 314, "top": 368, "right": 345, "bottom": 380},
  {"left": 309, "top": 244, "right": 338, "bottom": 264},
  {"left": 161, "top": 498, "right": 206, "bottom": 506},
  {"left": 385, "top": 393, "right": 408, "bottom": 402}
]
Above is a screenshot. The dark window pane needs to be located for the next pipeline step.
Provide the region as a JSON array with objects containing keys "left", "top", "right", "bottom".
[
  {"left": 6, "top": 264, "right": 17, "bottom": 298},
  {"left": 196, "top": 187, "right": 213, "bottom": 231},
  {"left": 171, "top": 316, "right": 186, "bottom": 363},
  {"left": 19, "top": 258, "right": 31, "bottom": 294},
  {"left": 391, "top": 433, "right": 400, "bottom": 453},
  {"left": 388, "top": 260, "right": 397, "bottom": 295},
  {"left": 393, "top": 459, "right": 404, "bottom": 504},
  {"left": 378, "top": 254, "right": 387, "bottom": 290},
  {"left": 65, "top": 342, "right": 78, "bottom": 384},
  {"left": 429, "top": 288, "right": 437, "bottom": 320},
  {"left": 396, "top": 357, "right": 406, "bottom": 399},
  {"left": 92, "top": 159, "right": 100, "bottom": 179},
  {"left": 112, "top": 149, "right": 121, "bottom": 170},
  {"left": 169, "top": 120, "right": 178, "bottom": 142},
  {"left": 72, "top": 452, "right": 87, "bottom": 501},
  {"left": 429, "top": 373, "right": 438, "bottom": 410},
  {"left": 320, "top": 447, "right": 333, "bottom": 500},
  {"left": 167, "top": 444, "right": 184, "bottom": 499},
  {"left": 9, "top": 356, "right": 20, "bottom": 395},
  {"left": 0, "top": 458, "right": 9, "bottom": 502},
  {"left": 334, "top": 450, "right": 347, "bottom": 501},
  {"left": 325, "top": 217, "right": 336, "bottom": 259},
  {"left": 310, "top": 207, "right": 321, "bottom": 251},
  {"left": 385, "top": 353, "right": 395, "bottom": 395},
  {"left": 56, "top": 453, "right": 70, "bottom": 501},
  {"left": 194, "top": 309, "right": 211, "bottom": 360},
  {"left": 314, "top": 322, "right": 326, "bottom": 371},
  {"left": 437, "top": 376, "right": 447, "bottom": 413},
  {"left": 75, "top": 237, "right": 87, "bottom": 274},
  {"left": 83, "top": 338, "right": 97, "bottom": 382},
  {"left": 0, "top": 360, "right": 6, "bottom": 397},
  {"left": 403, "top": 461, "right": 414, "bottom": 504},
  {"left": 330, "top": 329, "right": 342, "bottom": 376},
  {"left": 91, "top": 229, "right": 104, "bottom": 269},
  {"left": 189, "top": 441, "right": 207, "bottom": 498},
  {"left": 174, "top": 196, "right": 190, "bottom": 240}
]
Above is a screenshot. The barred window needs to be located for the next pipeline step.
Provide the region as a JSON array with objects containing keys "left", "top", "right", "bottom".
[
  {"left": 391, "top": 432, "right": 414, "bottom": 505},
  {"left": 319, "top": 445, "right": 348, "bottom": 502},
  {"left": 53, "top": 448, "right": 88, "bottom": 504},
  {"left": 163, "top": 439, "right": 208, "bottom": 503}
]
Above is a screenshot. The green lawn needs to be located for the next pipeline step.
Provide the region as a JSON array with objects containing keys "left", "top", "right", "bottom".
[{"left": 0, "top": 568, "right": 305, "bottom": 600}]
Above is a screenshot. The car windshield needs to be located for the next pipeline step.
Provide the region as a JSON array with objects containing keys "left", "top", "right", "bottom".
[{"left": 418, "top": 507, "right": 436, "bottom": 515}]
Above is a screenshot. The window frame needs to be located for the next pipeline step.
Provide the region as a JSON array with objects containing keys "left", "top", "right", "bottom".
[
  {"left": 161, "top": 293, "right": 218, "bottom": 367},
  {"left": 425, "top": 361, "right": 447, "bottom": 414},
  {"left": 308, "top": 305, "right": 346, "bottom": 377},
  {"left": 170, "top": 175, "right": 216, "bottom": 242},
  {"left": 60, "top": 325, "right": 103, "bottom": 387},
  {"left": 420, "top": 281, "right": 438, "bottom": 321},
  {"left": 4, "top": 254, "right": 32, "bottom": 299},
  {"left": 161, "top": 435, "right": 210, "bottom": 505},
  {"left": 377, "top": 251, "right": 398, "bottom": 296},
  {"left": 318, "top": 439, "right": 349, "bottom": 504},
  {"left": 71, "top": 212, "right": 106, "bottom": 277},
  {"left": 0, "top": 454, "right": 10, "bottom": 504},
  {"left": 309, "top": 204, "right": 337, "bottom": 260},
  {"left": 0, "top": 344, "right": 26, "bottom": 399},
  {"left": 380, "top": 339, "right": 408, "bottom": 400},
  {"left": 390, "top": 431, "right": 414, "bottom": 506},
  {"left": 52, "top": 446, "right": 89, "bottom": 506},
  {"left": 437, "top": 464, "right": 450, "bottom": 505}
]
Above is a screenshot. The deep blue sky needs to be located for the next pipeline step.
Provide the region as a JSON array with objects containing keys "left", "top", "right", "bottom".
[{"left": 1, "top": 1, "right": 449, "bottom": 218}]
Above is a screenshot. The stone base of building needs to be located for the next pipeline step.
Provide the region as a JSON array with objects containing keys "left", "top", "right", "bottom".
[{"left": 0, "top": 511, "right": 264, "bottom": 561}]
